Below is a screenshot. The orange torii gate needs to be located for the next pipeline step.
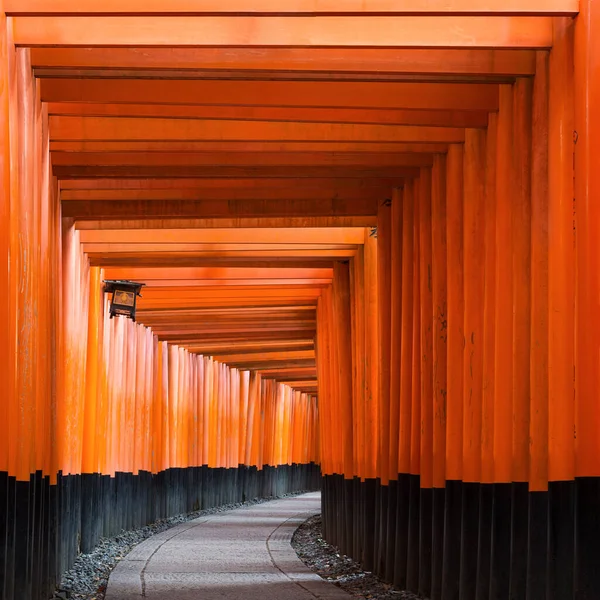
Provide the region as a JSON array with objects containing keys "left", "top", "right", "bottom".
[{"left": 2, "top": 1, "right": 600, "bottom": 599}]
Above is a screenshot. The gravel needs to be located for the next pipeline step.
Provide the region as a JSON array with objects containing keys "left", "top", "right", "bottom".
[
  {"left": 51, "top": 491, "right": 309, "bottom": 600},
  {"left": 291, "top": 515, "right": 427, "bottom": 600}
]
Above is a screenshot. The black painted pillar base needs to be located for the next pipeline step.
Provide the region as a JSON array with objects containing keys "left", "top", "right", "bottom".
[{"left": 0, "top": 462, "right": 320, "bottom": 600}]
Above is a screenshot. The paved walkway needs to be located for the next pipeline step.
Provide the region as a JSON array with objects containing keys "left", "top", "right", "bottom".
[{"left": 106, "top": 492, "right": 352, "bottom": 599}]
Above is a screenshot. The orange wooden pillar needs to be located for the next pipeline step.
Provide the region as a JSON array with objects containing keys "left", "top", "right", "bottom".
[
  {"left": 441, "top": 144, "right": 463, "bottom": 598},
  {"left": 527, "top": 50, "right": 551, "bottom": 599},
  {"left": 418, "top": 168, "right": 433, "bottom": 599},
  {"left": 364, "top": 226, "right": 379, "bottom": 483},
  {"left": 430, "top": 155, "right": 447, "bottom": 600},
  {"left": 375, "top": 195, "right": 392, "bottom": 577},
  {"left": 0, "top": 1, "right": 10, "bottom": 487},
  {"left": 82, "top": 268, "right": 103, "bottom": 475},
  {"left": 574, "top": 1, "right": 600, "bottom": 595},
  {"left": 460, "top": 128, "right": 486, "bottom": 598},
  {"left": 407, "top": 178, "right": 421, "bottom": 593},
  {"left": 350, "top": 241, "right": 365, "bottom": 490},
  {"left": 510, "top": 77, "right": 533, "bottom": 600},
  {"left": 361, "top": 226, "right": 378, "bottom": 572},
  {"left": 332, "top": 260, "right": 355, "bottom": 555},
  {"left": 393, "top": 179, "right": 414, "bottom": 589},
  {"left": 333, "top": 261, "right": 354, "bottom": 483},
  {"left": 386, "top": 187, "right": 403, "bottom": 582},
  {"left": 479, "top": 112, "right": 498, "bottom": 600},
  {"left": 548, "top": 25, "right": 575, "bottom": 545},
  {"left": 490, "top": 84, "right": 514, "bottom": 600}
]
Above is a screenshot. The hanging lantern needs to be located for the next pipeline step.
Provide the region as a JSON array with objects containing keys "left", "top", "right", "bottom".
[{"left": 103, "top": 279, "right": 145, "bottom": 321}]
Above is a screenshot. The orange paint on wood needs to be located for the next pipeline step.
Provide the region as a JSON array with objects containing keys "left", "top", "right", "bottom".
[
  {"left": 481, "top": 114, "right": 497, "bottom": 484},
  {"left": 410, "top": 180, "right": 421, "bottom": 478},
  {"left": 574, "top": 0, "right": 600, "bottom": 477},
  {"left": 389, "top": 188, "right": 403, "bottom": 480},
  {"left": 462, "top": 129, "right": 486, "bottom": 483},
  {"left": 548, "top": 18, "right": 575, "bottom": 483},
  {"left": 512, "top": 78, "right": 533, "bottom": 484},
  {"left": 7, "top": 0, "right": 578, "bottom": 16},
  {"left": 30, "top": 47, "right": 537, "bottom": 76},
  {"left": 40, "top": 79, "right": 499, "bottom": 111},
  {"left": 445, "top": 145, "right": 464, "bottom": 482},
  {"left": 431, "top": 155, "right": 447, "bottom": 489},
  {"left": 419, "top": 168, "right": 434, "bottom": 489},
  {"left": 529, "top": 51, "right": 550, "bottom": 493},
  {"left": 45, "top": 101, "right": 489, "bottom": 130},
  {"left": 493, "top": 84, "right": 514, "bottom": 483},
  {"left": 377, "top": 198, "right": 392, "bottom": 485},
  {"left": 398, "top": 182, "right": 414, "bottom": 476},
  {"left": 13, "top": 15, "right": 554, "bottom": 48}
]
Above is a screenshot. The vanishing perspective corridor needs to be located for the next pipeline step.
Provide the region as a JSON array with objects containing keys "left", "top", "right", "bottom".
[{"left": 1, "top": 1, "right": 599, "bottom": 599}]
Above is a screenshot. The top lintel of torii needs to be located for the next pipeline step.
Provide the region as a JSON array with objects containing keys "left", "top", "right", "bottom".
[{"left": 5, "top": 0, "right": 578, "bottom": 16}]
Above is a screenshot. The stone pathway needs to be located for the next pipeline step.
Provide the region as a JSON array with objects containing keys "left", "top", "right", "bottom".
[{"left": 106, "top": 492, "right": 351, "bottom": 600}]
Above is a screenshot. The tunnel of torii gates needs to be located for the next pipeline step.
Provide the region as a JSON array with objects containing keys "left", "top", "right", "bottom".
[{"left": 3, "top": 1, "right": 600, "bottom": 599}]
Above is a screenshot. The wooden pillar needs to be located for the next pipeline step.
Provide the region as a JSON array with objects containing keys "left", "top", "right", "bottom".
[
  {"left": 490, "top": 84, "right": 514, "bottom": 600},
  {"left": 0, "top": 0, "right": 9, "bottom": 482},
  {"left": 333, "top": 261, "right": 354, "bottom": 481},
  {"left": 350, "top": 240, "right": 365, "bottom": 484},
  {"left": 460, "top": 128, "right": 486, "bottom": 600},
  {"left": 406, "top": 178, "right": 421, "bottom": 593},
  {"left": 477, "top": 111, "right": 498, "bottom": 600},
  {"left": 442, "top": 144, "right": 463, "bottom": 600},
  {"left": 386, "top": 187, "right": 403, "bottom": 582},
  {"left": 574, "top": 1, "right": 600, "bottom": 596},
  {"left": 377, "top": 199, "right": 392, "bottom": 487},
  {"left": 395, "top": 181, "right": 414, "bottom": 590},
  {"left": 418, "top": 167, "right": 433, "bottom": 599},
  {"left": 528, "top": 50, "right": 550, "bottom": 600},
  {"left": 83, "top": 269, "right": 102, "bottom": 475},
  {"left": 376, "top": 197, "right": 392, "bottom": 576},
  {"left": 430, "top": 155, "right": 447, "bottom": 600},
  {"left": 548, "top": 20, "right": 575, "bottom": 532},
  {"left": 364, "top": 228, "right": 378, "bottom": 482},
  {"left": 510, "top": 76, "right": 533, "bottom": 600}
]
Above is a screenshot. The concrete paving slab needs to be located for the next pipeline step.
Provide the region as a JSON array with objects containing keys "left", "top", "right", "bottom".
[{"left": 105, "top": 492, "right": 352, "bottom": 600}]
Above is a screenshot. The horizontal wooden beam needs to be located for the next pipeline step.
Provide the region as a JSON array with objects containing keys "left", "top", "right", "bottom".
[
  {"left": 50, "top": 141, "right": 455, "bottom": 153},
  {"left": 88, "top": 254, "right": 355, "bottom": 263},
  {"left": 62, "top": 188, "right": 390, "bottom": 202},
  {"left": 62, "top": 198, "right": 379, "bottom": 219},
  {"left": 83, "top": 242, "right": 357, "bottom": 252},
  {"left": 34, "top": 67, "right": 515, "bottom": 85},
  {"left": 31, "top": 48, "right": 536, "bottom": 76},
  {"left": 51, "top": 152, "right": 436, "bottom": 168},
  {"left": 49, "top": 116, "right": 464, "bottom": 143},
  {"left": 103, "top": 266, "right": 333, "bottom": 279},
  {"left": 180, "top": 340, "right": 314, "bottom": 353},
  {"left": 210, "top": 350, "right": 314, "bottom": 363},
  {"left": 74, "top": 217, "right": 377, "bottom": 229},
  {"left": 279, "top": 380, "right": 318, "bottom": 388},
  {"left": 139, "top": 285, "right": 323, "bottom": 297},
  {"left": 60, "top": 178, "right": 397, "bottom": 191},
  {"left": 13, "top": 16, "right": 554, "bottom": 48},
  {"left": 90, "top": 257, "right": 338, "bottom": 268},
  {"left": 143, "top": 317, "right": 318, "bottom": 327},
  {"left": 149, "top": 324, "right": 317, "bottom": 334},
  {"left": 54, "top": 166, "right": 418, "bottom": 179},
  {"left": 79, "top": 227, "right": 367, "bottom": 244},
  {"left": 160, "top": 333, "right": 316, "bottom": 343},
  {"left": 7, "top": 0, "right": 578, "bottom": 16},
  {"left": 41, "top": 80, "right": 499, "bottom": 111}
]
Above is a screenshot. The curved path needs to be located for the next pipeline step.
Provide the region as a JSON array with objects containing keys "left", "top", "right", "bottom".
[{"left": 106, "top": 492, "right": 351, "bottom": 600}]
